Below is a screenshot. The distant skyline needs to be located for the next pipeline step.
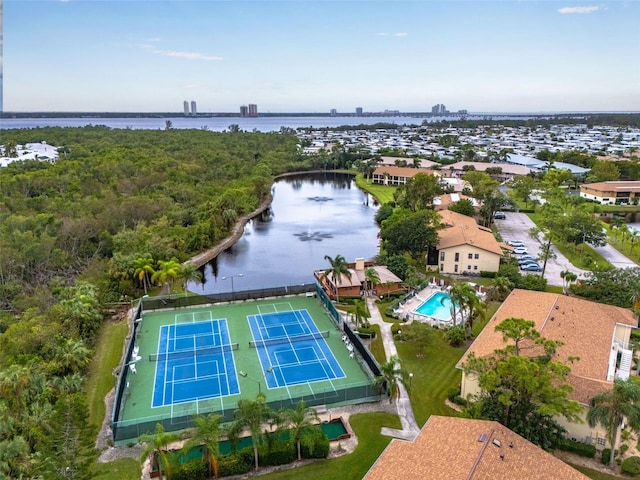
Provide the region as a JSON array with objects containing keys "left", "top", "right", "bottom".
[{"left": 3, "top": 0, "right": 640, "bottom": 113}]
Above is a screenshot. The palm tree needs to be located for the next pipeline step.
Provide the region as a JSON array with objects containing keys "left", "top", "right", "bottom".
[
  {"left": 133, "top": 254, "right": 155, "bottom": 295},
  {"left": 186, "top": 414, "right": 222, "bottom": 478},
  {"left": 446, "top": 281, "right": 476, "bottom": 327},
  {"left": 138, "top": 423, "right": 181, "bottom": 480},
  {"left": 490, "top": 276, "right": 513, "bottom": 302},
  {"left": 321, "top": 254, "right": 352, "bottom": 302},
  {"left": 151, "top": 258, "right": 182, "bottom": 295},
  {"left": 364, "top": 267, "right": 381, "bottom": 296},
  {"left": 560, "top": 269, "right": 578, "bottom": 295},
  {"left": 177, "top": 263, "right": 203, "bottom": 294},
  {"left": 372, "top": 355, "right": 410, "bottom": 403},
  {"left": 52, "top": 338, "right": 91, "bottom": 376},
  {"left": 352, "top": 298, "right": 369, "bottom": 329},
  {"left": 587, "top": 379, "right": 640, "bottom": 468},
  {"left": 232, "top": 396, "right": 274, "bottom": 470},
  {"left": 280, "top": 400, "right": 320, "bottom": 461},
  {"left": 464, "top": 291, "right": 486, "bottom": 338}
]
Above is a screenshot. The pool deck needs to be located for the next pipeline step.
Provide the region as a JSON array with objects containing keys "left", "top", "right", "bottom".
[{"left": 392, "top": 281, "right": 487, "bottom": 328}]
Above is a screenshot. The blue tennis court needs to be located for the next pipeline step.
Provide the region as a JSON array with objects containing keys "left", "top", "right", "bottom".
[
  {"left": 248, "top": 307, "right": 345, "bottom": 389},
  {"left": 152, "top": 318, "right": 240, "bottom": 407}
]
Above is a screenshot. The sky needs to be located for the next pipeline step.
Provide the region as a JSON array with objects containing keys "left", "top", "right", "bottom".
[{"left": 3, "top": 0, "right": 640, "bottom": 113}]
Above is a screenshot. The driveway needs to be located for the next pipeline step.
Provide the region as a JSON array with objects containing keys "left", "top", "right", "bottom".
[
  {"left": 592, "top": 243, "right": 637, "bottom": 269},
  {"left": 494, "top": 212, "right": 587, "bottom": 287}
]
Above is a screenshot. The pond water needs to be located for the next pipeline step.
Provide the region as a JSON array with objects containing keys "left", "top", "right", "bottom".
[{"left": 188, "top": 172, "right": 380, "bottom": 295}]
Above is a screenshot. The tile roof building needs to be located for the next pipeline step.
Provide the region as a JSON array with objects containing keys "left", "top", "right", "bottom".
[
  {"left": 429, "top": 209, "right": 505, "bottom": 274},
  {"left": 364, "top": 416, "right": 589, "bottom": 480},
  {"left": 371, "top": 165, "right": 441, "bottom": 186},
  {"left": 458, "top": 289, "right": 638, "bottom": 446},
  {"left": 580, "top": 181, "right": 640, "bottom": 205}
]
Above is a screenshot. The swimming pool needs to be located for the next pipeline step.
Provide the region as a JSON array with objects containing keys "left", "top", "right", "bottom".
[{"left": 414, "top": 291, "right": 454, "bottom": 321}]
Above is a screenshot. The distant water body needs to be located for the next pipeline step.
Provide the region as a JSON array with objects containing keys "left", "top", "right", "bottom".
[{"left": 0, "top": 114, "right": 553, "bottom": 132}]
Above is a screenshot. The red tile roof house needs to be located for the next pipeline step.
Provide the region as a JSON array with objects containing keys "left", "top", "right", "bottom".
[
  {"left": 429, "top": 209, "right": 507, "bottom": 275},
  {"left": 371, "top": 165, "right": 442, "bottom": 186},
  {"left": 364, "top": 415, "right": 589, "bottom": 480},
  {"left": 314, "top": 258, "right": 403, "bottom": 301},
  {"left": 457, "top": 289, "right": 638, "bottom": 448}
]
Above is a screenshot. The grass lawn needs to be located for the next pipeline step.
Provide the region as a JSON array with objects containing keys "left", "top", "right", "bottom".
[
  {"left": 571, "top": 464, "right": 625, "bottom": 480},
  {"left": 91, "top": 458, "right": 140, "bottom": 480},
  {"left": 354, "top": 174, "right": 396, "bottom": 205},
  {"left": 85, "top": 318, "right": 129, "bottom": 429},
  {"left": 395, "top": 302, "right": 497, "bottom": 426},
  {"left": 368, "top": 324, "right": 386, "bottom": 364},
  {"left": 260, "top": 412, "right": 401, "bottom": 480}
]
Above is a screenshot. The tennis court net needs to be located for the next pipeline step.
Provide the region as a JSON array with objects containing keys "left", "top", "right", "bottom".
[
  {"left": 249, "top": 331, "right": 330, "bottom": 349},
  {"left": 149, "top": 343, "right": 239, "bottom": 361}
]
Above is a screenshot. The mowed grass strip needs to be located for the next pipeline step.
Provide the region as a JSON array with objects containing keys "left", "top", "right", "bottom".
[
  {"left": 85, "top": 318, "right": 129, "bottom": 430},
  {"left": 91, "top": 458, "right": 140, "bottom": 480},
  {"left": 261, "top": 412, "right": 401, "bottom": 480}
]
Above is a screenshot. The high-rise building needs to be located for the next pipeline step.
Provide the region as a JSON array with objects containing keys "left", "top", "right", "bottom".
[
  {"left": 240, "top": 105, "right": 249, "bottom": 117},
  {"left": 330, "top": 109, "right": 337, "bottom": 116},
  {"left": 190, "top": 101, "right": 197, "bottom": 116},
  {"left": 355, "top": 107, "right": 363, "bottom": 116},
  {"left": 183, "top": 101, "right": 190, "bottom": 116},
  {"left": 248, "top": 104, "right": 258, "bottom": 117},
  {"left": 431, "top": 104, "right": 448, "bottom": 115}
]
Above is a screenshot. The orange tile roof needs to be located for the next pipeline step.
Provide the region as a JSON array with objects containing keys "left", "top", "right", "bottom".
[
  {"left": 364, "top": 416, "right": 589, "bottom": 480},
  {"left": 458, "top": 289, "right": 637, "bottom": 404},
  {"left": 372, "top": 165, "right": 441, "bottom": 178},
  {"left": 437, "top": 210, "right": 504, "bottom": 256}
]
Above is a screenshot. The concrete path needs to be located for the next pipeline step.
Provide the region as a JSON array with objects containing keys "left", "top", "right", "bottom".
[{"left": 365, "top": 297, "right": 421, "bottom": 441}]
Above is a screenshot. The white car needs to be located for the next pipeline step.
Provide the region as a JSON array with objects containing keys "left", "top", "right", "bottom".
[
  {"left": 513, "top": 247, "right": 528, "bottom": 255},
  {"left": 507, "top": 240, "right": 525, "bottom": 247}
]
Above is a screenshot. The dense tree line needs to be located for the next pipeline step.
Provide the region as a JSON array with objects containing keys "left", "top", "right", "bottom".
[{"left": 0, "top": 126, "right": 305, "bottom": 477}]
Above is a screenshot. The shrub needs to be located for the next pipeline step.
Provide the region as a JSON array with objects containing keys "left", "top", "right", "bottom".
[
  {"left": 259, "top": 443, "right": 296, "bottom": 466},
  {"left": 300, "top": 430, "right": 330, "bottom": 459},
  {"left": 443, "top": 325, "right": 465, "bottom": 347},
  {"left": 622, "top": 429, "right": 632, "bottom": 441},
  {"left": 620, "top": 443, "right": 630, "bottom": 456},
  {"left": 171, "top": 459, "right": 208, "bottom": 480},
  {"left": 446, "top": 387, "right": 460, "bottom": 403},
  {"left": 622, "top": 456, "right": 640, "bottom": 475},
  {"left": 390, "top": 323, "right": 402, "bottom": 335},
  {"left": 601, "top": 448, "right": 618, "bottom": 465},
  {"left": 357, "top": 326, "right": 376, "bottom": 339},
  {"left": 480, "top": 271, "right": 497, "bottom": 278},
  {"left": 556, "top": 439, "right": 596, "bottom": 458},
  {"left": 217, "top": 454, "right": 253, "bottom": 477}
]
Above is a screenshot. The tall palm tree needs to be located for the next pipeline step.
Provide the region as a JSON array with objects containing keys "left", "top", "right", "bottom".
[
  {"left": 490, "top": 276, "right": 513, "bottom": 302},
  {"left": 372, "top": 355, "right": 410, "bottom": 403},
  {"left": 280, "top": 400, "right": 320, "bottom": 461},
  {"left": 151, "top": 258, "right": 182, "bottom": 295},
  {"left": 133, "top": 254, "right": 155, "bottom": 295},
  {"left": 52, "top": 338, "right": 91, "bottom": 376},
  {"left": 587, "top": 379, "right": 640, "bottom": 468},
  {"left": 445, "top": 281, "right": 476, "bottom": 327},
  {"left": 186, "top": 414, "right": 222, "bottom": 478},
  {"left": 364, "top": 267, "right": 381, "bottom": 296},
  {"left": 232, "top": 396, "right": 274, "bottom": 470},
  {"left": 464, "top": 291, "right": 486, "bottom": 338},
  {"left": 321, "top": 254, "right": 352, "bottom": 302},
  {"left": 353, "top": 298, "right": 369, "bottom": 329},
  {"left": 177, "top": 263, "right": 203, "bottom": 294},
  {"left": 138, "top": 423, "right": 181, "bottom": 480}
]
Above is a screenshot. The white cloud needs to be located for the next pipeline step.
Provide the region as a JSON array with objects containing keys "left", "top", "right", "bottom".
[
  {"left": 377, "top": 32, "right": 408, "bottom": 37},
  {"left": 558, "top": 6, "right": 600, "bottom": 14},
  {"left": 139, "top": 45, "right": 222, "bottom": 61}
]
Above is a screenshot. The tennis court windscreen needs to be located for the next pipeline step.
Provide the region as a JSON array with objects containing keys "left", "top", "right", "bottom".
[
  {"left": 149, "top": 343, "right": 239, "bottom": 361},
  {"left": 249, "top": 331, "right": 330, "bottom": 349}
]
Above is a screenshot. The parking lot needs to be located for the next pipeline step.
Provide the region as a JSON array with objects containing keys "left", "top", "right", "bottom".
[{"left": 494, "top": 212, "right": 587, "bottom": 287}]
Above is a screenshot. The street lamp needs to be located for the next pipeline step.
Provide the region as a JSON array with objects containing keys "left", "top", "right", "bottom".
[
  {"left": 239, "top": 367, "right": 273, "bottom": 396},
  {"left": 409, "top": 372, "right": 413, "bottom": 390},
  {"left": 222, "top": 273, "right": 243, "bottom": 301}
]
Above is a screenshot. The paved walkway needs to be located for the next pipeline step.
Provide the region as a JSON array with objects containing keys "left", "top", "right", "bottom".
[{"left": 365, "top": 297, "right": 421, "bottom": 441}]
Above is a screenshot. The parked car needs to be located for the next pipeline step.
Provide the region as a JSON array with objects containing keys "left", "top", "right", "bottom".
[
  {"left": 513, "top": 247, "right": 528, "bottom": 255},
  {"left": 518, "top": 255, "right": 536, "bottom": 262},
  {"left": 518, "top": 258, "right": 538, "bottom": 266},
  {"left": 507, "top": 240, "right": 525, "bottom": 247},
  {"left": 494, "top": 211, "right": 506, "bottom": 220},
  {"left": 521, "top": 263, "right": 543, "bottom": 272}
]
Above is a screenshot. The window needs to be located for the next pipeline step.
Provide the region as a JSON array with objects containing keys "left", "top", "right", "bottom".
[
  {"left": 474, "top": 253, "right": 479, "bottom": 259},
  {"left": 440, "top": 252, "right": 445, "bottom": 261},
  {"left": 440, "top": 264, "right": 444, "bottom": 272},
  {"left": 468, "top": 253, "right": 473, "bottom": 259},
  {"left": 454, "top": 265, "right": 458, "bottom": 273},
  {"left": 474, "top": 265, "right": 478, "bottom": 270},
  {"left": 455, "top": 252, "right": 460, "bottom": 262},
  {"left": 596, "top": 437, "right": 606, "bottom": 447}
]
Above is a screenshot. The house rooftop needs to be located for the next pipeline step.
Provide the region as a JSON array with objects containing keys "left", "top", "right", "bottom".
[
  {"left": 437, "top": 209, "right": 504, "bottom": 256},
  {"left": 457, "top": 289, "right": 637, "bottom": 404},
  {"left": 364, "top": 416, "right": 589, "bottom": 480}
]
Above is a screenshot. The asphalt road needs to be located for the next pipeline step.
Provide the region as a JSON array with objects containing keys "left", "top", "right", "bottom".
[
  {"left": 494, "top": 212, "right": 587, "bottom": 287},
  {"left": 495, "top": 213, "right": 638, "bottom": 287}
]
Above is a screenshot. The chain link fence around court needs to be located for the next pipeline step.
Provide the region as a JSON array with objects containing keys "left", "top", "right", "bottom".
[{"left": 111, "top": 281, "right": 383, "bottom": 442}]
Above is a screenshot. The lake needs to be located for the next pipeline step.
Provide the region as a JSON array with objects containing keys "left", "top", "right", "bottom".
[{"left": 188, "top": 172, "right": 380, "bottom": 295}]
